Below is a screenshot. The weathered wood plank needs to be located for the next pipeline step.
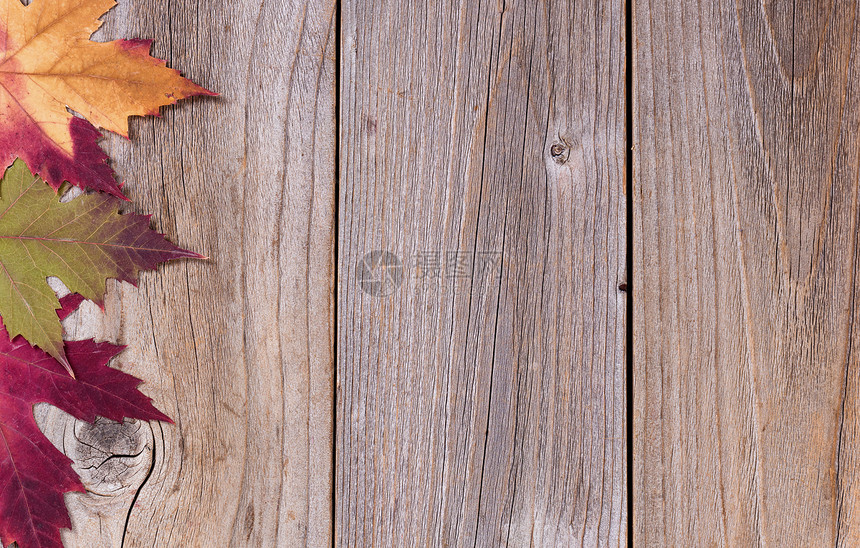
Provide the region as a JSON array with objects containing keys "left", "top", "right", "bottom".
[
  {"left": 634, "top": 0, "right": 860, "bottom": 544},
  {"left": 34, "top": 0, "right": 337, "bottom": 545},
  {"left": 338, "top": 0, "right": 627, "bottom": 545}
]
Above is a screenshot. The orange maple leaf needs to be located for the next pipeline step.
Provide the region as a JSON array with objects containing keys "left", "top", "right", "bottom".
[{"left": 0, "top": 0, "right": 214, "bottom": 198}]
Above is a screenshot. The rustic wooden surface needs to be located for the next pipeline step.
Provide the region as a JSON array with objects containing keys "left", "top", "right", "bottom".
[
  {"left": 338, "top": 0, "right": 626, "bottom": 545},
  {"left": 634, "top": 0, "right": 860, "bottom": 545},
  {"left": 24, "top": 0, "right": 633, "bottom": 546},
  {"left": 34, "top": 0, "right": 337, "bottom": 546}
]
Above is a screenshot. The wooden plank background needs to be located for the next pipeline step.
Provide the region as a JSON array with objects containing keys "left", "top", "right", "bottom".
[
  {"left": 337, "top": 0, "right": 626, "bottom": 545},
  {"left": 36, "top": 0, "right": 337, "bottom": 546},
  {"left": 26, "top": 0, "right": 628, "bottom": 546},
  {"left": 633, "top": 0, "right": 860, "bottom": 545}
]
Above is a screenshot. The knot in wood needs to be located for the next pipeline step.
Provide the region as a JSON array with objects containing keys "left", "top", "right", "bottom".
[
  {"left": 550, "top": 143, "right": 569, "bottom": 164},
  {"left": 71, "top": 417, "right": 152, "bottom": 493}
]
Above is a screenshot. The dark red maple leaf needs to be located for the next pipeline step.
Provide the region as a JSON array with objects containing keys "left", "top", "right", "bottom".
[{"left": 0, "top": 295, "right": 169, "bottom": 548}]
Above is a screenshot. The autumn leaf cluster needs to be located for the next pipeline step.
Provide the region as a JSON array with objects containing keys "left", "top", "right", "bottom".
[{"left": 0, "top": 0, "right": 212, "bottom": 546}]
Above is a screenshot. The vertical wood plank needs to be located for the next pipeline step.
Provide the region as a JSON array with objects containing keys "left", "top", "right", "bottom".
[
  {"left": 634, "top": 0, "right": 860, "bottom": 544},
  {"left": 34, "top": 0, "right": 337, "bottom": 545},
  {"left": 338, "top": 0, "right": 626, "bottom": 545}
]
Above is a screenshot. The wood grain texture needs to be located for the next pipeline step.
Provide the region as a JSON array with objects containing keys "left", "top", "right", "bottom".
[
  {"left": 34, "top": 0, "right": 337, "bottom": 545},
  {"left": 338, "top": 0, "right": 627, "bottom": 545},
  {"left": 634, "top": 0, "right": 860, "bottom": 545}
]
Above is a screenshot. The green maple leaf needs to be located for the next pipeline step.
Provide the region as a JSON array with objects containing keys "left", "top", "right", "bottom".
[{"left": 0, "top": 159, "right": 202, "bottom": 370}]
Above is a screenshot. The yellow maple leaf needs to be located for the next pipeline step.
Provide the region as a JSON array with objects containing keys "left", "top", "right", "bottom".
[{"left": 0, "top": 0, "right": 214, "bottom": 197}]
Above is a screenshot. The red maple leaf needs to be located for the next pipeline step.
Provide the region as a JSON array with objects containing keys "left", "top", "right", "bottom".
[{"left": 0, "top": 295, "right": 169, "bottom": 548}]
